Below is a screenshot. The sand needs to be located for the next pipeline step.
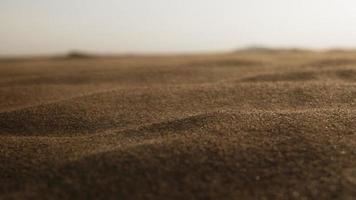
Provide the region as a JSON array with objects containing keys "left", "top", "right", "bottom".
[{"left": 1, "top": 51, "right": 356, "bottom": 199}]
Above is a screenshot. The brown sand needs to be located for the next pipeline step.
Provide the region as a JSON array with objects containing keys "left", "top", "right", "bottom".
[{"left": 1, "top": 51, "right": 356, "bottom": 199}]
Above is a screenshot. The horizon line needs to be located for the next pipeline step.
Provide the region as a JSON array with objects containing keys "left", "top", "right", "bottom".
[{"left": 2, "top": 46, "right": 356, "bottom": 59}]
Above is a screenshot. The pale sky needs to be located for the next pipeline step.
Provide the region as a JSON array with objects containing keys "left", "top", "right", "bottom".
[{"left": 1, "top": 0, "right": 356, "bottom": 56}]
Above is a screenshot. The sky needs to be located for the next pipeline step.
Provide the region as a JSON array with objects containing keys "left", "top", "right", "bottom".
[{"left": 1, "top": 0, "right": 356, "bottom": 56}]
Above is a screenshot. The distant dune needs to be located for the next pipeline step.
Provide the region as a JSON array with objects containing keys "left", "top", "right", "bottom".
[
  {"left": 1, "top": 51, "right": 356, "bottom": 199},
  {"left": 235, "top": 46, "right": 312, "bottom": 54},
  {"left": 64, "top": 51, "right": 95, "bottom": 59}
]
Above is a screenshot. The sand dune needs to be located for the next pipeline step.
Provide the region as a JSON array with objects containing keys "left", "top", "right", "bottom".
[{"left": 1, "top": 52, "right": 356, "bottom": 199}]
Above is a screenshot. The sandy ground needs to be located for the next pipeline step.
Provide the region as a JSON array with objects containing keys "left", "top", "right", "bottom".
[{"left": 1, "top": 51, "right": 356, "bottom": 199}]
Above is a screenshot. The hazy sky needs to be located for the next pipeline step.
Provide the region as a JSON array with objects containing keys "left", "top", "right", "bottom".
[{"left": 1, "top": 0, "right": 356, "bottom": 56}]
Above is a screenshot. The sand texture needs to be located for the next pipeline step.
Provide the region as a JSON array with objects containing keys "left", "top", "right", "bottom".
[{"left": 1, "top": 51, "right": 356, "bottom": 199}]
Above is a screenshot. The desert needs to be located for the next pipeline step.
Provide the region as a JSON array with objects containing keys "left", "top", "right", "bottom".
[{"left": 1, "top": 50, "right": 356, "bottom": 199}]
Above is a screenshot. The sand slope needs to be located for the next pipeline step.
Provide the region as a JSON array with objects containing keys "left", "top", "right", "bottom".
[{"left": 1, "top": 52, "right": 356, "bottom": 199}]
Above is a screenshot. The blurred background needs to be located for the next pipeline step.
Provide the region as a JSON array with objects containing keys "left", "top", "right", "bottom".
[{"left": 1, "top": 0, "right": 356, "bottom": 56}]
